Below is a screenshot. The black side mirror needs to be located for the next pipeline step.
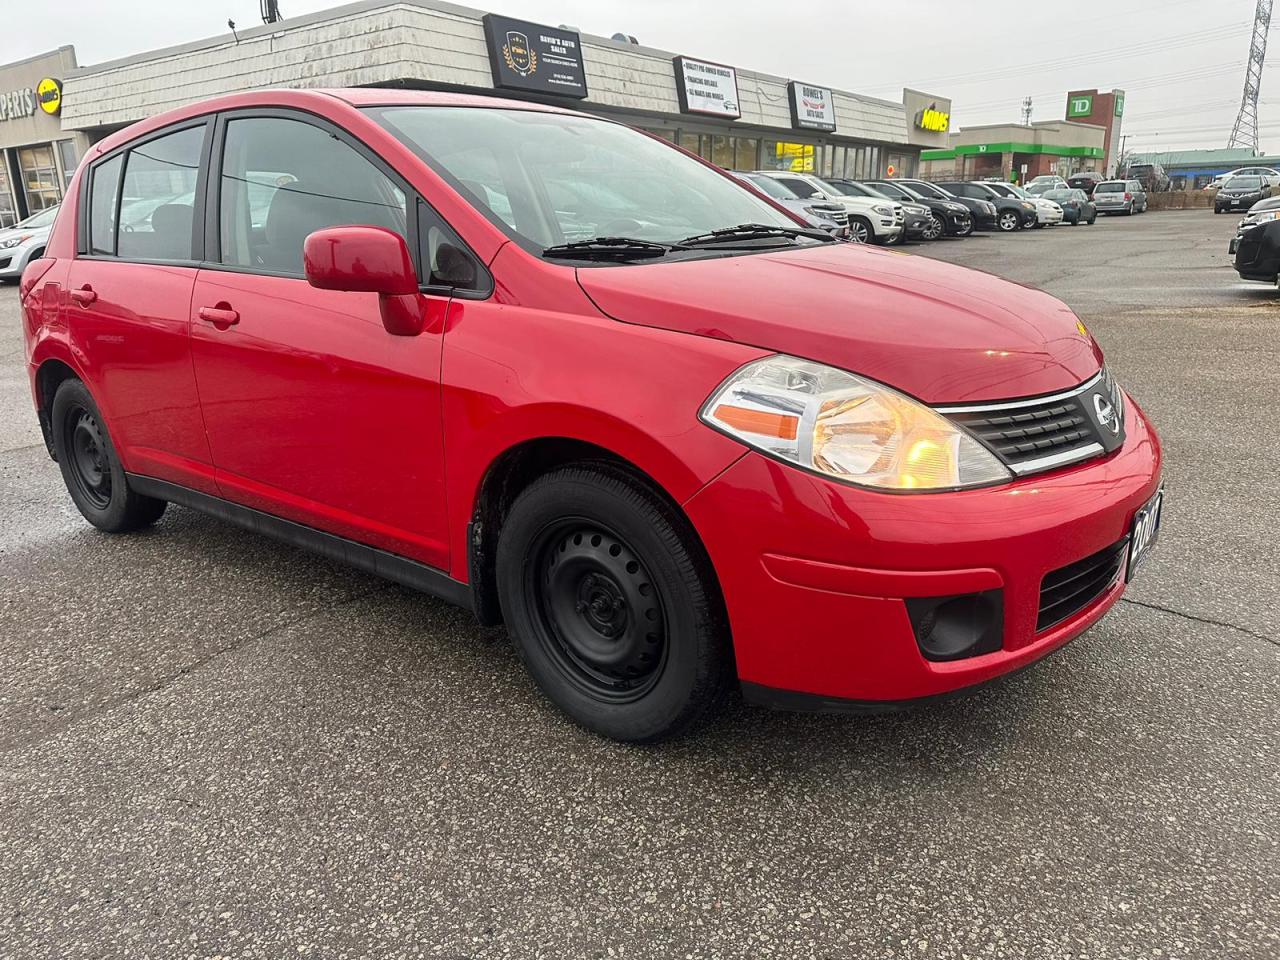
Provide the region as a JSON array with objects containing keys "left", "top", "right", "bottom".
[{"left": 434, "top": 242, "right": 478, "bottom": 289}]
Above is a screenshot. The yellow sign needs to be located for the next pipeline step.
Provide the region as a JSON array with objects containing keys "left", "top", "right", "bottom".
[
  {"left": 36, "top": 78, "right": 61, "bottom": 116},
  {"left": 914, "top": 105, "right": 950, "bottom": 133}
]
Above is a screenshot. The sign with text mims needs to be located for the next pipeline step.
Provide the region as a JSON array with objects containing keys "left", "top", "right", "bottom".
[
  {"left": 674, "top": 56, "right": 740, "bottom": 118},
  {"left": 482, "top": 14, "right": 588, "bottom": 98},
  {"left": 788, "top": 81, "right": 836, "bottom": 131}
]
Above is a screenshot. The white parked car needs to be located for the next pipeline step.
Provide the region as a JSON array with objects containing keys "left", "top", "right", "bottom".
[
  {"left": 729, "top": 172, "right": 851, "bottom": 237},
  {"left": 0, "top": 204, "right": 59, "bottom": 282},
  {"left": 1210, "top": 167, "right": 1280, "bottom": 191},
  {"left": 749, "top": 170, "right": 904, "bottom": 244}
]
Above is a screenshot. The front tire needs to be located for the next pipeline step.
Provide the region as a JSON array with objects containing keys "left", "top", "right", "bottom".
[
  {"left": 51, "top": 379, "right": 167, "bottom": 532},
  {"left": 847, "top": 216, "right": 872, "bottom": 244},
  {"left": 922, "top": 215, "right": 944, "bottom": 240},
  {"left": 997, "top": 210, "right": 1020, "bottom": 232},
  {"left": 496, "top": 465, "right": 731, "bottom": 743}
]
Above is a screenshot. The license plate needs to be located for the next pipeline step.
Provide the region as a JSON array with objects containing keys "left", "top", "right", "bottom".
[{"left": 1127, "top": 487, "right": 1164, "bottom": 582}]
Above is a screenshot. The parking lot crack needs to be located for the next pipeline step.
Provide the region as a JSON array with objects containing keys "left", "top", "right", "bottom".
[{"left": 1120, "top": 597, "right": 1279, "bottom": 650}]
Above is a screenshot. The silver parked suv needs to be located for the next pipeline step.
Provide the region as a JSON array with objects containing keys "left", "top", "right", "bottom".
[
  {"left": 1093, "top": 180, "right": 1148, "bottom": 216},
  {"left": 0, "top": 204, "right": 59, "bottom": 282}
]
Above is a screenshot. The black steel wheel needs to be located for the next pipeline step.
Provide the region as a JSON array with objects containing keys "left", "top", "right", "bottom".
[
  {"left": 496, "top": 465, "right": 731, "bottom": 742},
  {"left": 529, "top": 519, "right": 668, "bottom": 703},
  {"left": 50, "top": 379, "right": 166, "bottom": 532}
]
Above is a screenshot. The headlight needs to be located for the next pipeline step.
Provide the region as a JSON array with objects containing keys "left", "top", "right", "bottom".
[
  {"left": 0, "top": 233, "right": 31, "bottom": 249},
  {"left": 1253, "top": 210, "right": 1280, "bottom": 224},
  {"left": 700, "top": 356, "right": 1012, "bottom": 492},
  {"left": 1020, "top": 201, "right": 1035, "bottom": 210},
  {"left": 948, "top": 203, "right": 967, "bottom": 213},
  {"left": 803, "top": 205, "right": 838, "bottom": 221},
  {"left": 872, "top": 204, "right": 893, "bottom": 216}
]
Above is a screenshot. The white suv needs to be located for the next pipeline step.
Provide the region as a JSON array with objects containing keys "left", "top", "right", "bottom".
[{"left": 750, "top": 171, "right": 904, "bottom": 244}]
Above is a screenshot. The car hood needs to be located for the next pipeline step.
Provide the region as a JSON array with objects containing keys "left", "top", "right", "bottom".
[
  {"left": 0, "top": 225, "right": 48, "bottom": 242},
  {"left": 577, "top": 243, "right": 1102, "bottom": 404}
]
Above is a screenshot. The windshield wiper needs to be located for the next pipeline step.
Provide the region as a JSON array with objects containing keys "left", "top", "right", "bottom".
[
  {"left": 677, "top": 223, "right": 834, "bottom": 247},
  {"left": 541, "top": 237, "right": 685, "bottom": 261}
]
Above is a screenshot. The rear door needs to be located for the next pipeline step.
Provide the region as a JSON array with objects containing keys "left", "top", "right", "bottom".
[
  {"left": 65, "top": 121, "right": 216, "bottom": 493},
  {"left": 188, "top": 110, "right": 470, "bottom": 569}
]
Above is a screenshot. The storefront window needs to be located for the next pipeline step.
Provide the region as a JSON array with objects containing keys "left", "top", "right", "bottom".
[
  {"left": 763, "top": 140, "right": 817, "bottom": 173},
  {"left": 0, "top": 158, "right": 17, "bottom": 228},
  {"left": 18, "top": 144, "right": 61, "bottom": 212},
  {"left": 710, "top": 135, "right": 734, "bottom": 170},
  {"left": 734, "top": 137, "right": 759, "bottom": 171},
  {"left": 678, "top": 132, "right": 700, "bottom": 156},
  {"left": 57, "top": 140, "right": 79, "bottom": 189}
]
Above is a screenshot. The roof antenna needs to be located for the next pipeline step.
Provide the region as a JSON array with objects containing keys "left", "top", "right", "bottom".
[
  {"left": 227, "top": 18, "right": 240, "bottom": 43},
  {"left": 261, "top": 0, "right": 283, "bottom": 24}
]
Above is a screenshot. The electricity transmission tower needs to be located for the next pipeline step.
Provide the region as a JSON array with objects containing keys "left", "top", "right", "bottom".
[
  {"left": 1229, "top": 0, "right": 1273, "bottom": 150},
  {"left": 1021, "top": 96, "right": 1033, "bottom": 125}
]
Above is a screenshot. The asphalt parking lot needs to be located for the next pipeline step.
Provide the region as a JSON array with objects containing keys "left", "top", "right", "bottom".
[{"left": 1, "top": 208, "right": 1276, "bottom": 958}]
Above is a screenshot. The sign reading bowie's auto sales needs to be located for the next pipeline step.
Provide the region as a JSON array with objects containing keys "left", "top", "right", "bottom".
[
  {"left": 787, "top": 81, "right": 836, "bottom": 131},
  {"left": 482, "top": 14, "right": 588, "bottom": 99},
  {"left": 674, "top": 56, "right": 741, "bottom": 118}
]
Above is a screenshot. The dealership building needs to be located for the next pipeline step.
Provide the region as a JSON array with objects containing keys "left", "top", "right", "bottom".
[
  {"left": 25, "top": 0, "right": 950, "bottom": 188},
  {"left": 0, "top": 47, "right": 92, "bottom": 227}
]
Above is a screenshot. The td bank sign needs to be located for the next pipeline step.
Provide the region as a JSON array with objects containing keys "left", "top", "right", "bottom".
[{"left": 1067, "top": 95, "right": 1093, "bottom": 119}]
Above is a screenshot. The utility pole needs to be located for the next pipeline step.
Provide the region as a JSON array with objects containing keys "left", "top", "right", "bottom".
[
  {"left": 1229, "top": 0, "right": 1273, "bottom": 151},
  {"left": 1021, "top": 96, "right": 1033, "bottom": 126}
]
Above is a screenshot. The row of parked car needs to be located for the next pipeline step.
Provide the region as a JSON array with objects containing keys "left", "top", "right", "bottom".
[{"left": 725, "top": 170, "right": 1145, "bottom": 246}]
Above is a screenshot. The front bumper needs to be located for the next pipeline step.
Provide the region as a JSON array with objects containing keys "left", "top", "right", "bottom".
[
  {"left": 942, "top": 211, "right": 972, "bottom": 234},
  {"left": 1217, "top": 194, "right": 1262, "bottom": 211},
  {"left": 1037, "top": 208, "right": 1064, "bottom": 224},
  {"left": 684, "top": 394, "right": 1162, "bottom": 707},
  {"left": 903, "top": 212, "right": 933, "bottom": 238},
  {"left": 1233, "top": 221, "right": 1280, "bottom": 280},
  {"left": 0, "top": 246, "right": 34, "bottom": 279}
]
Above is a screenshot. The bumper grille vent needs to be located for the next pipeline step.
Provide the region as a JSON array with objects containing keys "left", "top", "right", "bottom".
[{"left": 1037, "top": 538, "right": 1127, "bottom": 631}]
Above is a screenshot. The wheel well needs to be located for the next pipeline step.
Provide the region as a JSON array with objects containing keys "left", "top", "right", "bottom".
[
  {"left": 467, "top": 438, "right": 725, "bottom": 630},
  {"left": 35, "top": 359, "right": 79, "bottom": 459}
]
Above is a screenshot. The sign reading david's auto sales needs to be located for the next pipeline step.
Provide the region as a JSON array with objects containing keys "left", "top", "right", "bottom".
[
  {"left": 674, "top": 57, "right": 740, "bottom": 118},
  {"left": 482, "top": 13, "right": 588, "bottom": 99},
  {"left": 788, "top": 81, "right": 836, "bottom": 131}
]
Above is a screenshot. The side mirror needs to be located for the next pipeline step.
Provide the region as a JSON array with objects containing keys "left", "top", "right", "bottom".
[{"left": 304, "top": 225, "right": 424, "bottom": 336}]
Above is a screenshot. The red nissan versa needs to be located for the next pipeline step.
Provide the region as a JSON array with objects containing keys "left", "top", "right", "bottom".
[{"left": 20, "top": 90, "right": 1164, "bottom": 742}]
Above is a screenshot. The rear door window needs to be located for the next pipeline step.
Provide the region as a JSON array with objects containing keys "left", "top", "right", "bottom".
[
  {"left": 117, "top": 125, "right": 205, "bottom": 262},
  {"left": 88, "top": 154, "right": 123, "bottom": 255}
]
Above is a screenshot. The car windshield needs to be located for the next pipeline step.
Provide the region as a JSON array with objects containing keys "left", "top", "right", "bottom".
[
  {"left": 1095, "top": 182, "right": 1126, "bottom": 193},
  {"left": 873, "top": 182, "right": 921, "bottom": 201},
  {"left": 367, "top": 106, "right": 799, "bottom": 252},
  {"left": 1226, "top": 176, "right": 1263, "bottom": 189},
  {"left": 905, "top": 181, "right": 950, "bottom": 199},
  {"left": 983, "top": 183, "right": 1015, "bottom": 198},
  {"left": 15, "top": 205, "right": 58, "bottom": 229},
  {"left": 1044, "top": 190, "right": 1075, "bottom": 201},
  {"left": 741, "top": 174, "right": 797, "bottom": 200}
]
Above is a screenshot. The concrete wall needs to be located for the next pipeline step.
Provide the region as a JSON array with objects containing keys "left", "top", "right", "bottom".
[{"left": 62, "top": 0, "right": 908, "bottom": 145}]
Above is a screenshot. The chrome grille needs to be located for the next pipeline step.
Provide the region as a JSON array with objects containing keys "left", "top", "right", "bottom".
[{"left": 936, "top": 370, "right": 1123, "bottom": 476}]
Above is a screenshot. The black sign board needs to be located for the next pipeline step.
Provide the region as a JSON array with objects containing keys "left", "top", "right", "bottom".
[
  {"left": 787, "top": 81, "right": 836, "bottom": 132},
  {"left": 482, "top": 14, "right": 588, "bottom": 99}
]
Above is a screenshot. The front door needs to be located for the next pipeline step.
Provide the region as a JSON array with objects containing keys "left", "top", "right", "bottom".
[{"left": 188, "top": 113, "right": 450, "bottom": 569}]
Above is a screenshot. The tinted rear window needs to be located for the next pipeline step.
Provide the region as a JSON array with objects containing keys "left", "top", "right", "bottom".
[{"left": 1095, "top": 182, "right": 1125, "bottom": 193}]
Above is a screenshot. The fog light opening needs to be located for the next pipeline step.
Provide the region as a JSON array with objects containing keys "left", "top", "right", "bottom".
[{"left": 905, "top": 589, "right": 1004, "bottom": 662}]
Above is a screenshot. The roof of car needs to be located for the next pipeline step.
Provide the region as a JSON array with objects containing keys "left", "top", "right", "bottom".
[{"left": 82, "top": 87, "right": 583, "bottom": 166}]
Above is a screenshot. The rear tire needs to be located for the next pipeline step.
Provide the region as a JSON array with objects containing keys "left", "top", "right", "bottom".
[
  {"left": 496, "top": 465, "right": 731, "bottom": 743},
  {"left": 51, "top": 379, "right": 167, "bottom": 532}
]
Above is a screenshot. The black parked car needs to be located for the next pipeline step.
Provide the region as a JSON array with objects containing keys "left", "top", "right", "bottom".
[
  {"left": 937, "top": 180, "right": 1034, "bottom": 232},
  {"left": 825, "top": 179, "right": 935, "bottom": 243},
  {"left": 894, "top": 178, "right": 997, "bottom": 231},
  {"left": 1066, "top": 171, "right": 1107, "bottom": 196},
  {"left": 866, "top": 180, "right": 973, "bottom": 237},
  {"left": 1215, "top": 175, "right": 1275, "bottom": 214},
  {"left": 1232, "top": 214, "right": 1280, "bottom": 284},
  {"left": 1042, "top": 188, "right": 1097, "bottom": 225},
  {"left": 1228, "top": 196, "right": 1280, "bottom": 255}
]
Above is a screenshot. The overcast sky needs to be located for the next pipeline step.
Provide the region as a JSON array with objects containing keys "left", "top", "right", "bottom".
[{"left": 3, "top": 0, "right": 1271, "bottom": 154}]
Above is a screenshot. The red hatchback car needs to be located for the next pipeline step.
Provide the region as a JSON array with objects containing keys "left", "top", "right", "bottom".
[{"left": 21, "top": 89, "right": 1163, "bottom": 741}]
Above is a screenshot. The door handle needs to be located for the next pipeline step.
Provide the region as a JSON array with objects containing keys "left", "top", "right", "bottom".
[
  {"left": 197, "top": 304, "right": 240, "bottom": 328},
  {"left": 69, "top": 285, "right": 97, "bottom": 307}
]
